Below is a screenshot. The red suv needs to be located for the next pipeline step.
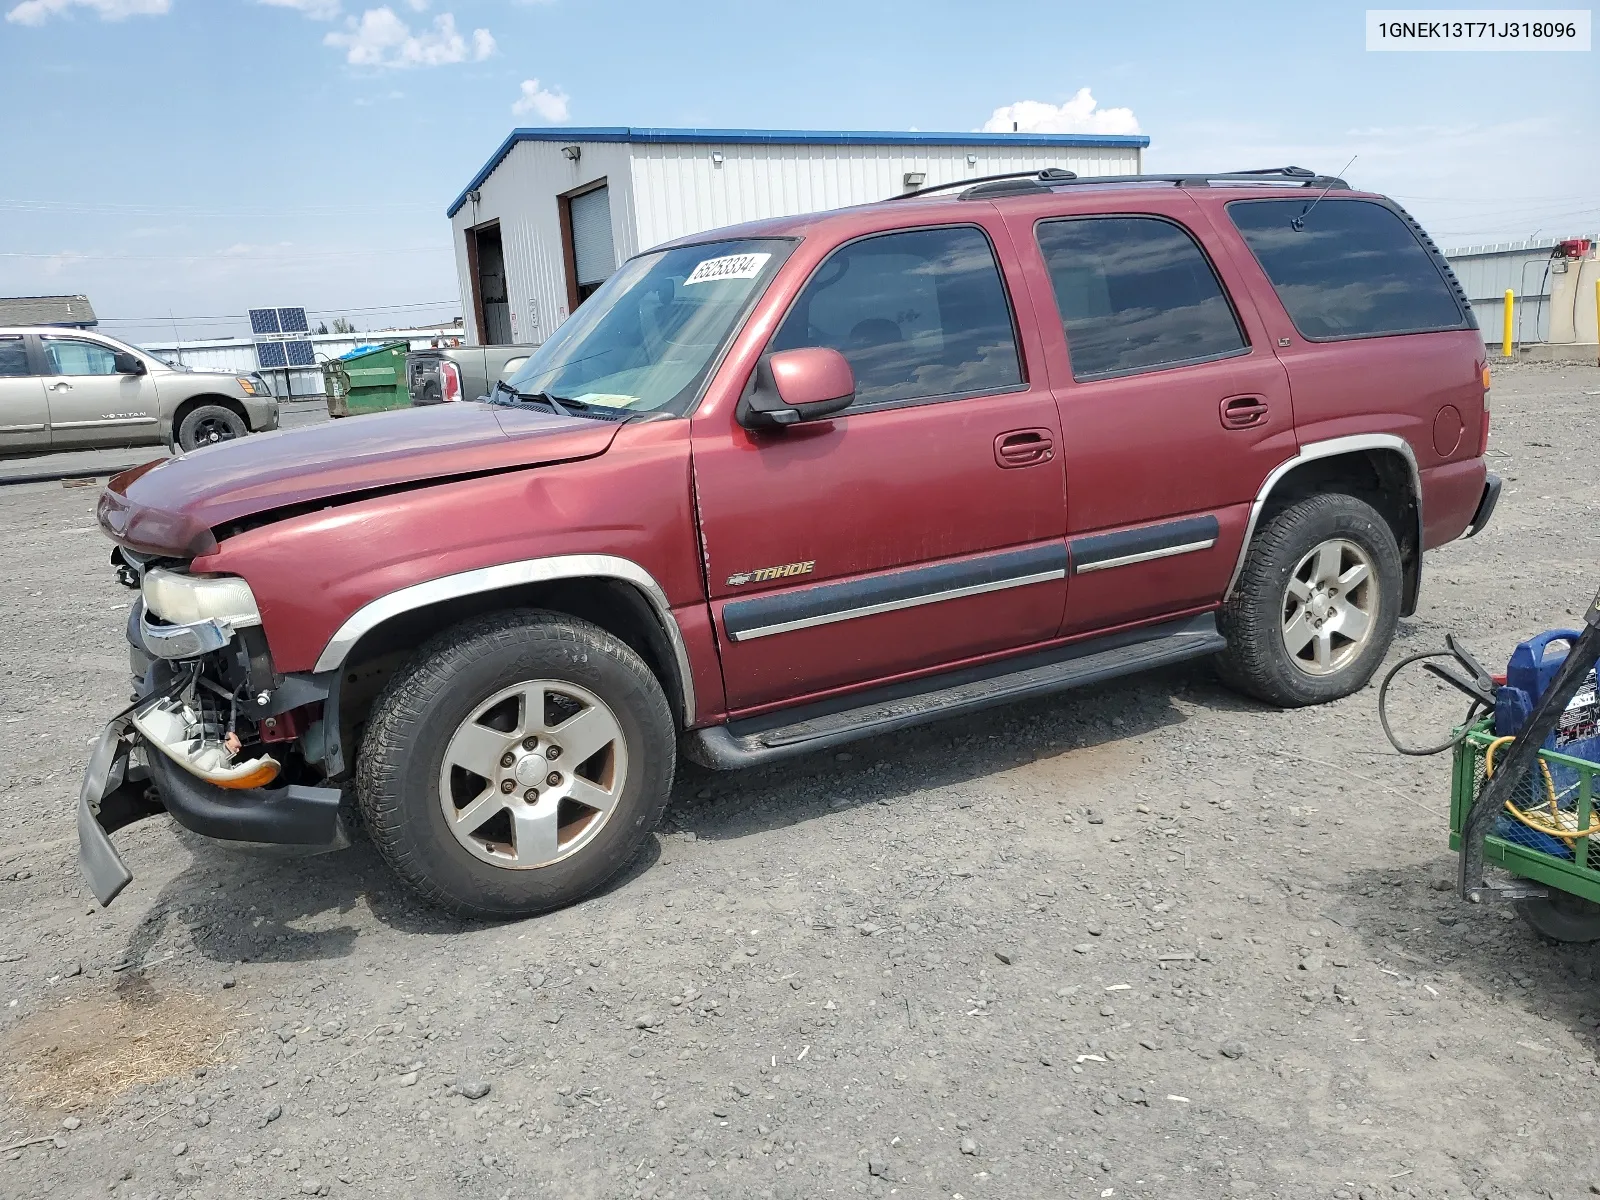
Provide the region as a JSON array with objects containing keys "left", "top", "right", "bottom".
[{"left": 79, "top": 167, "right": 1500, "bottom": 917}]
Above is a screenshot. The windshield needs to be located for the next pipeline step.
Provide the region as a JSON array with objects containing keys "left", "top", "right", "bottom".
[
  {"left": 500, "top": 237, "right": 792, "bottom": 415},
  {"left": 92, "top": 331, "right": 183, "bottom": 371}
]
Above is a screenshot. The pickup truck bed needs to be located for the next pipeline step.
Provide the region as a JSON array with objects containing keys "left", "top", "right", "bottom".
[{"left": 407, "top": 344, "right": 539, "bottom": 405}]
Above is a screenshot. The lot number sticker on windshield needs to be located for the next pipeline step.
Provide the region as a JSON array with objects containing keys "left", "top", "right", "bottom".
[{"left": 683, "top": 252, "right": 772, "bottom": 286}]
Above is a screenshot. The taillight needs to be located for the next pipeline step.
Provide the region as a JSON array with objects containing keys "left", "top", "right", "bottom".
[
  {"left": 1477, "top": 362, "right": 1491, "bottom": 455},
  {"left": 440, "top": 361, "right": 462, "bottom": 402}
]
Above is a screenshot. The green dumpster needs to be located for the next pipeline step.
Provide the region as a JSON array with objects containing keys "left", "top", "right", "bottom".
[{"left": 323, "top": 341, "right": 411, "bottom": 417}]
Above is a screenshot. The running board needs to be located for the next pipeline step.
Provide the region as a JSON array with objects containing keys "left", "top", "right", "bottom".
[{"left": 682, "top": 613, "right": 1225, "bottom": 770}]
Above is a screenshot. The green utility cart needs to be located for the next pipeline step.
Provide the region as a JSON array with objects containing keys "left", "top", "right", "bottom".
[
  {"left": 1450, "top": 718, "right": 1600, "bottom": 942},
  {"left": 323, "top": 341, "right": 411, "bottom": 417}
]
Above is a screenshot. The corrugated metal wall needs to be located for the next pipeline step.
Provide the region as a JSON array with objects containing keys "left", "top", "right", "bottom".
[
  {"left": 451, "top": 139, "right": 637, "bottom": 346},
  {"left": 1444, "top": 236, "right": 1596, "bottom": 346},
  {"left": 627, "top": 143, "right": 1142, "bottom": 251},
  {"left": 450, "top": 138, "right": 1141, "bottom": 347}
]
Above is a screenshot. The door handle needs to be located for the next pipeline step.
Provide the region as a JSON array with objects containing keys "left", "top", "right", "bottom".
[
  {"left": 50, "top": 381, "right": 72, "bottom": 391},
  {"left": 995, "top": 428, "right": 1054, "bottom": 468},
  {"left": 1220, "top": 395, "right": 1268, "bottom": 429}
]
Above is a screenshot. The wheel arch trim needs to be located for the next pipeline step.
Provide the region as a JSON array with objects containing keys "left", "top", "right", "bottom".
[
  {"left": 311, "top": 554, "right": 696, "bottom": 722},
  {"left": 1225, "top": 433, "right": 1422, "bottom": 599}
]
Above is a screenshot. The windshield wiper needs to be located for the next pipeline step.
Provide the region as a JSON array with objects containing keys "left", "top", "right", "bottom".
[
  {"left": 491, "top": 379, "right": 635, "bottom": 422},
  {"left": 492, "top": 379, "right": 583, "bottom": 418}
]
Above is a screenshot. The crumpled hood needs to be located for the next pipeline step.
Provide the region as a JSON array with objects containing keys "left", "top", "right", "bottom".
[{"left": 100, "top": 402, "right": 620, "bottom": 557}]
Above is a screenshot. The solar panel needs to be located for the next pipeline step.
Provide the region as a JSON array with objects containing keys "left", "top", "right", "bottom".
[
  {"left": 249, "top": 308, "right": 281, "bottom": 336},
  {"left": 284, "top": 339, "right": 316, "bottom": 367},
  {"left": 277, "top": 307, "right": 309, "bottom": 334},
  {"left": 255, "top": 341, "right": 288, "bottom": 369}
]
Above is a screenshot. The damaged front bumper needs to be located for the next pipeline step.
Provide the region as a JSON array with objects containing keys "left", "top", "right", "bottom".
[{"left": 77, "top": 608, "right": 348, "bottom": 907}]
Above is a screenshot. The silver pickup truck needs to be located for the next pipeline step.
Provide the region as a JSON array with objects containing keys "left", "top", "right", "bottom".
[
  {"left": 406, "top": 343, "right": 539, "bottom": 406},
  {"left": 0, "top": 326, "right": 278, "bottom": 454}
]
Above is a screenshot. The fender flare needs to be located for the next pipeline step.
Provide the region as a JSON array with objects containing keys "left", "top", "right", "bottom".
[
  {"left": 1225, "top": 433, "right": 1422, "bottom": 599},
  {"left": 311, "top": 555, "right": 697, "bottom": 723}
]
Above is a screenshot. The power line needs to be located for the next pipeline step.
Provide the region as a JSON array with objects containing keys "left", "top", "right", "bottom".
[
  {"left": 0, "top": 246, "right": 452, "bottom": 262},
  {"left": 1389, "top": 192, "right": 1596, "bottom": 204},
  {"left": 0, "top": 197, "right": 440, "bottom": 217},
  {"left": 95, "top": 300, "right": 461, "bottom": 323},
  {"left": 1421, "top": 202, "right": 1600, "bottom": 225}
]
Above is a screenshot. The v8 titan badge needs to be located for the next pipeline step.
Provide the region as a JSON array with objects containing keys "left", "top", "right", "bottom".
[{"left": 726, "top": 560, "right": 815, "bottom": 587}]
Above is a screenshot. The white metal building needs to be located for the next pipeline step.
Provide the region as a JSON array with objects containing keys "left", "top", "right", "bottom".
[{"left": 445, "top": 127, "right": 1149, "bottom": 347}]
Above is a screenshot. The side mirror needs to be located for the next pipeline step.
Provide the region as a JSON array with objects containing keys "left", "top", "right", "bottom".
[
  {"left": 737, "top": 347, "right": 855, "bottom": 430},
  {"left": 113, "top": 352, "right": 146, "bottom": 376}
]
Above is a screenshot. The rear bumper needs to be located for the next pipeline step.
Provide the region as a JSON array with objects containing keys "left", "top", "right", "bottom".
[{"left": 1464, "top": 472, "right": 1502, "bottom": 538}]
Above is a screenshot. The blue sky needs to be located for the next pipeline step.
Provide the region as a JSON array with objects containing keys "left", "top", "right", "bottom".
[{"left": 1, "top": 0, "right": 1595, "bottom": 342}]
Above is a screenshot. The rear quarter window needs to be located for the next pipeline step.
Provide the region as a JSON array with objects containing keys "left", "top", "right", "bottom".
[
  {"left": 0, "top": 336, "right": 28, "bottom": 377},
  {"left": 1227, "top": 198, "right": 1468, "bottom": 340}
]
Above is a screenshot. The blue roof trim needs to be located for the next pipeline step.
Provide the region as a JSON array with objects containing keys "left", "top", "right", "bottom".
[{"left": 446, "top": 126, "right": 1151, "bottom": 217}]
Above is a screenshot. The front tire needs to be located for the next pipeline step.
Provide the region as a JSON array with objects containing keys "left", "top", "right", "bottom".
[
  {"left": 1216, "top": 493, "right": 1402, "bottom": 707},
  {"left": 356, "top": 610, "right": 675, "bottom": 919},
  {"left": 177, "top": 404, "right": 248, "bottom": 451}
]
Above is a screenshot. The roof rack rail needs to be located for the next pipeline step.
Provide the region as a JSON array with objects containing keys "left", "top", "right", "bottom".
[
  {"left": 893, "top": 167, "right": 1076, "bottom": 201},
  {"left": 896, "top": 164, "right": 1349, "bottom": 203},
  {"left": 1011, "top": 166, "right": 1349, "bottom": 192}
]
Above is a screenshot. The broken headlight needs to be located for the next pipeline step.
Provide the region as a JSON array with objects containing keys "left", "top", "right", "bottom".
[{"left": 141, "top": 568, "right": 262, "bottom": 629}]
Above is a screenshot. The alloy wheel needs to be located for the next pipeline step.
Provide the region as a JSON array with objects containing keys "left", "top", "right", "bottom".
[
  {"left": 1280, "top": 537, "right": 1378, "bottom": 676},
  {"left": 437, "top": 679, "right": 629, "bottom": 870}
]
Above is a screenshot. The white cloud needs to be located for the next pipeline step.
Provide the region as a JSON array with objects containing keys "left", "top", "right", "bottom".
[
  {"left": 258, "top": 0, "right": 342, "bottom": 18},
  {"left": 324, "top": 7, "right": 494, "bottom": 67},
  {"left": 980, "top": 89, "right": 1141, "bottom": 137},
  {"left": 6, "top": 0, "right": 168, "bottom": 25},
  {"left": 511, "top": 78, "right": 569, "bottom": 122}
]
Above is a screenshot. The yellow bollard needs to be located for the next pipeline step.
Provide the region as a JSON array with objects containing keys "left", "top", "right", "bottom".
[{"left": 1502, "top": 288, "right": 1515, "bottom": 358}]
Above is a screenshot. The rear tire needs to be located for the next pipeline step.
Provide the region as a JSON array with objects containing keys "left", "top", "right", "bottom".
[
  {"left": 355, "top": 610, "right": 675, "bottom": 919},
  {"left": 1216, "top": 493, "right": 1402, "bottom": 707},
  {"left": 177, "top": 404, "right": 247, "bottom": 451},
  {"left": 1517, "top": 893, "right": 1600, "bottom": 943}
]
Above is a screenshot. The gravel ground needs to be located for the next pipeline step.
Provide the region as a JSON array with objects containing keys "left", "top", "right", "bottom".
[{"left": 2, "top": 364, "right": 1599, "bottom": 1200}]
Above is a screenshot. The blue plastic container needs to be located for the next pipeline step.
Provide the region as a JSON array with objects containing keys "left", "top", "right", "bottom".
[
  {"left": 1494, "top": 630, "right": 1600, "bottom": 749},
  {"left": 1491, "top": 630, "right": 1600, "bottom": 859}
]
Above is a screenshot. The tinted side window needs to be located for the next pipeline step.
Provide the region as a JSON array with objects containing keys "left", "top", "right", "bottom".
[
  {"left": 0, "top": 337, "right": 28, "bottom": 377},
  {"left": 1227, "top": 198, "right": 1466, "bottom": 340},
  {"left": 44, "top": 338, "right": 119, "bottom": 376},
  {"left": 1035, "top": 217, "right": 1246, "bottom": 381},
  {"left": 771, "top": 226, "right": 1022, "bottom": 408}
]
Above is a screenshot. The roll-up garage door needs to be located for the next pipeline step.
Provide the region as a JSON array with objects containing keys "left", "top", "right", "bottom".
[{"left": 570, "top": 186, "right": 615, "bottom": 293}]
